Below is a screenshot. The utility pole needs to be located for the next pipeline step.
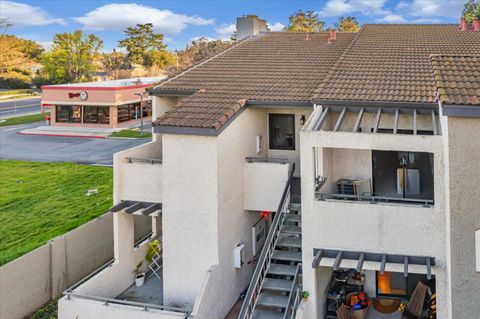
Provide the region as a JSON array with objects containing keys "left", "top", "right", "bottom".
[{"left": 134, "top": 92, "right": 148, "bottom": 134}]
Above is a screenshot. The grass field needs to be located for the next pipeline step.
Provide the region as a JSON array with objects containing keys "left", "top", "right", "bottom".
[
  {"left": 0, "top": 112, "right": 49, "bottom": 127},
  {"left": 0, "top": 160, "right": 113, "bottom": 265},
  {"left": 109, "top": 128, "right": 152, "bottom": 138}
]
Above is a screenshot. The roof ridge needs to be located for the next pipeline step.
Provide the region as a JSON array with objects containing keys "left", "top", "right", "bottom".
[
  {"left": 155, "top": 34, "right": 265, "bottom": 89},
  {"left": 311, "top": 27, "right": 365, "bottom": 102}
]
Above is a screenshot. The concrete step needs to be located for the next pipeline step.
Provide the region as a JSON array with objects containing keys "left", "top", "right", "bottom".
[
  {"left": 277, "top": 236, "right": 302, "bottom": 248},
  {"left": 289, "top": 203, "right": 301, "bottom": 211},
  {"left": 272, "top": 250, "right": 302, "bottom": 263},
  {"left": 256, "top": 291, "right": 289, "bottom": 308},
  {"left": 252, "top": 309, "right": 284, "bottom": 319},
  {"left": 281, "top": 225, "right": 302, "bottom": 235},
  {"left": 284, "top": 214, "right": 301, "bottom": 223},
  {"left": 268, "top": 264, "right": 298, "bottom": 276},
  {"left": 262, "top": 278, "right": 293, "bottom": 292}
]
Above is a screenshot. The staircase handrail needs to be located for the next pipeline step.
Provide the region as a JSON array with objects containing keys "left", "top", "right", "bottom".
[
  {"left": 283, "top": 263, "right": 302, "bottom": 319},
  {"left": 238, "top": 162, "right": 296, "bottom": 319}
]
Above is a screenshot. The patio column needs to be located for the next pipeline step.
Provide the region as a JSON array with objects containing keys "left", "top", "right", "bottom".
[{"left": 113, "top": 212, "right": 135, "bottom": 262}]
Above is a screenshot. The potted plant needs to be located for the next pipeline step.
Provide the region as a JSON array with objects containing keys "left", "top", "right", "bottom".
[
  {"left": 133, "top": 261, "right": 145, "bottom": 287},
  {"left": 301, "top": 291, "right": 310, "bottom": 301}
]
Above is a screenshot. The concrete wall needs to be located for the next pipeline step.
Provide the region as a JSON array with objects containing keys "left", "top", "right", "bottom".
[
  {"left": 299, "top": 127, "right": 448, "bottom": 319},
  {"left": 113, "top": 141, "right": 163, "bottom": 204},
  {"left": 243, "top": 161, "right": 290, "bottom": 211},
  {"left": 0, "top": 213, "right": 113, "bottom": 319},
  {"left": 442, "top": 115, "right": 480, "bottom": 318}
]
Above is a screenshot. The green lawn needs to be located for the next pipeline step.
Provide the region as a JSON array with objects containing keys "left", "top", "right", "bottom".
[
  {"left": 0, "top": 112, "right": 49, "bottom": 127},
  {"left": 0, "top": 160, "right": 113, "bottom": 265},
  {"left": 109, "top": 128, "right": 152, "bottom": 139}
]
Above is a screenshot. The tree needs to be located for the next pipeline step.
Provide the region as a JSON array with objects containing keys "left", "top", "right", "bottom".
[
  {"left": 285, "top": 10, "right": 325, "bottom": 32},
  {"left": 118, "top": 23, "right": 167, "bottom": 66},
  {"left": 102, "top": 49, "right": 129, "bottom": 79},
  {"left": 0, "top": 18, "right": 13, "bottom": 35},
  {"left": 143, "top": 50, "right": 176, "bottom": 69},
  {"left": 335, "top": 16, "right": 360, "bottom": 32},
  {"left": 0, "top": 35, "right": 44, "bottom": 88},
  {"left": 463, "top": 0, "right": 480, "bottom": 22},
  {"left": 41, "top": 30, "right": 103, "bottom": 84}
]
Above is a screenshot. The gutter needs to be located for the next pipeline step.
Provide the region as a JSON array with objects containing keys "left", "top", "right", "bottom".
[{"left": 312, "top": 98, "right": 436, "bottom": 109}]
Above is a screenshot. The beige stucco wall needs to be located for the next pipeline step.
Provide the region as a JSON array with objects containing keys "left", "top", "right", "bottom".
[
  {"left": 0, "top": 213, "right": 113, "bottom": 319},
  {"left": 299, "top": 124, "right": 448, "bottom": 319},
  {"left": 442, "top": 115, "right": 480, "bottom": 318},
  {"left": 113, "top": 141, "right": 163, "bottom": 204}
]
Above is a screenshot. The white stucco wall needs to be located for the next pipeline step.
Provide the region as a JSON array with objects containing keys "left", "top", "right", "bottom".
[
  {"left": 243, "top": 161, "right": 290, "bottom": 211},
  {"left": 300, "top": 126, "right": 448, "bottom": 319},
  {"left": 114, "top": 141, "right": 163, "bottom": 204}
]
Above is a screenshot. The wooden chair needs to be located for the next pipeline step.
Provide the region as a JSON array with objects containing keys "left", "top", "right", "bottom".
[{"left": 336, "top": 304, "right": 355, "bottom": 319}]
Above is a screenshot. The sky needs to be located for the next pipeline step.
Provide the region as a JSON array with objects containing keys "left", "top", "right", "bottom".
[{"left": 0, "top": 0, "right": 468, "bottom": 52}]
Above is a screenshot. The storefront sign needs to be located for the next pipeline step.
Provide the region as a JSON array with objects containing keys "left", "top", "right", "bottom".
[{"left": 68, "top": 91, "right": 88, "bottom": 101}]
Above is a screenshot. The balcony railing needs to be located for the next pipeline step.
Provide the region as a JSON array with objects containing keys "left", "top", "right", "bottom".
[
  {"left": 316, "top": 193, "right": 434, "bottom": 207},
  {"left": 245, "top": 156, "right": 289, "bottom": 164},
  {"left": 125, "top": 157, "right": 162, "bottom": 164}
]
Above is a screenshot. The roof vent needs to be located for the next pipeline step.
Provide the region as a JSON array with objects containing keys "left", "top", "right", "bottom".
[
  {"left": 474, "top": 17, "right": 480, "bottom": 32},
  {"left": 460, "top": 17, "right": 468, "bottom": 31},
  {"left": 328, "top": 29, "right": 337, "bottom": 43}
]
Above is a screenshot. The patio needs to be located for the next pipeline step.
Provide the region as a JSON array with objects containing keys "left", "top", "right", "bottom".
[{"left": 116, "top": 273, "right": 164, "bottom": 305}]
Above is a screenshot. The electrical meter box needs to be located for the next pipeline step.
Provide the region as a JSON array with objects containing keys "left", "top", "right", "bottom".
[{"left": 234, "top": 244, "right": 245, "bottom": 269}]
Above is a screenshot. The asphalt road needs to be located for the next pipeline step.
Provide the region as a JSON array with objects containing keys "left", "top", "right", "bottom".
[
  {"left": 0, "top": 97, "right": 42, "bottom": 118},
  {"left": 0, "top": 122, "right": 149, "bottom": 165}
]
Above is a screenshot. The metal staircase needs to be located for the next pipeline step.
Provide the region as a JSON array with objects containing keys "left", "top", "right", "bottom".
[{"left": 239, "top": 164, "right": 302, "bottom": 319}]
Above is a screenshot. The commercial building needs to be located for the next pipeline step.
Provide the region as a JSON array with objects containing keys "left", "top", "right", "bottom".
[
  {"left": 41, "top": 77, "right": 164, "bottom": 128},
  {"left": 58, "top": 15, "right": 480, "bottom": 319}
]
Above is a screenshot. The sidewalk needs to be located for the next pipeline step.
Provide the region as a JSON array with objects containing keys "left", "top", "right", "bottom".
[{"left": 18, "top": 125, "right": 122, "bottom": 138}]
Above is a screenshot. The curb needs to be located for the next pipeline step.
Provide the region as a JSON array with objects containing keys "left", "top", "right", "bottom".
[{"left": 17, "top": 132, "right": 106, "bottom": 139}]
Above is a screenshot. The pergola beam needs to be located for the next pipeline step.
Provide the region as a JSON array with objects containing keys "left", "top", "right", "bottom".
[
  {"left": 393, "top": 109, "right": 399, "bottom": 134},
  {"left": 373, "top": 108, "right": 382, "bottom": 133},
  {"left": 413, "top": 109, "right": 417, "bottom": 135},
  {"left": 426, "top": 257, "right": 432, "bottom": 280},
  {"left": 357, "top": 253, "right": 365, "bottom": 272},
  {"left": 404, "top": 256, "right": 409, "bottom": 278},
  {"left": 142, "top": 203, "right": 162, "bottom": 216},
  {"left": 353, "top": 107, "right": 365, "bottom": 132},
  {"left": 333, "top": 107, "right": 347, "bottom": 132},
  {"left": 313, "top": 106, "right": 330, "bottom": 131},
  {"left": 333, "top": 251, "right": 343, "bottom": 270},
  {"left": 110, "top": 201, "right": 132, "bottom": 212},
  {"left": 380, "top": 254, "right": 387, "bottom": 275},
  {"left": 431, "top": 110, "right": 438, "bottom": 135},
  {"left": 125, "top": 202, "right": 146, "bottom": 214},
  {"left": 312, "top": 250, "right": 324, "bottom": 268}
]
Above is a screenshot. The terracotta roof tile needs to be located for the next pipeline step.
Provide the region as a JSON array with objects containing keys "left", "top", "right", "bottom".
[
  {"left": 154, "top": 32, "right": 356, "bottom": 129},
  {"left": 313, "top": 24, "right": 480, "bottom": 105},
  {"left": 431, "top": 55, "right": 480, "bottom": 106}
]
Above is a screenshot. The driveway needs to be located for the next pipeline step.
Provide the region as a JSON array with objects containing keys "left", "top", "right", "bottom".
[
  {"left": 0, "top": 122, "right": 149, "bottom": 165},
  {"left": 0, "top": 97, "right": 42, "bottom": 118}
]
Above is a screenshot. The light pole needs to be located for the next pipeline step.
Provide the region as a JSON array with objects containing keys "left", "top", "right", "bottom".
[{"left": 134, "top": 92, "right": 149, "bottom": 134}]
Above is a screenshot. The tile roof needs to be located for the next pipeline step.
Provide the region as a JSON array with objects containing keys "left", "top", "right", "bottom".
[
  {"left": 313, "top": 24, "right": 480, "bottom": 106},
  {"left": 431, "top": 55, "right": 480, "bottom": 106},
  {"left": 153, "top": 32, "right": 356, "bottom": 130}
]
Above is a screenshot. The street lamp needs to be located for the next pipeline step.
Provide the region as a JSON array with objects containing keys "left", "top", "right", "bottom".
[{"left": 134, "top": 92, "right": 149, "bottom": 134}]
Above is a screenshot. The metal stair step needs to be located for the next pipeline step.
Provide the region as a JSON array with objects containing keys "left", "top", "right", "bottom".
[
  {"left": 289, "top": 203, "right": 301, "bottom": 211},
  {"left": 256, "top": 291, "right": 289, "bottom": 308},
  {"left": 252, "top": 309, "right": 284, "bottom": 319},
  {"left": 281, "top": 225, "right": 302, "bottom": 234},
  {"left": 272, "top": 250, "right": 302, "bottom": 262},
  {"left": 262, "top": 278, "right": 294, "bottom": 292},
  {"left": 277, "top": 236, "right": 302, "bottom": 248},
  {"left": 268, "top": 264, "right": 298, "bottom": 276},
  {"left": 284, "top": 214, "right": 301, "bottom": 223}
]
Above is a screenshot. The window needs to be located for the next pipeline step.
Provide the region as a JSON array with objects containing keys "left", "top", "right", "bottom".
[
  {"left": 118, "top": 103, "right": 142, "bottom": 122},
  {"left": 55, "top": 105, "right": 81, "bottom": 123},
  {"left": 376, "top": 271, "right": 431, "bottom": 299},
  {"left": 269, "top": 114, "right": 295, "bottom": 150},
  {"left": 83, "top": 106, "right": 110, "bottom": 124}
]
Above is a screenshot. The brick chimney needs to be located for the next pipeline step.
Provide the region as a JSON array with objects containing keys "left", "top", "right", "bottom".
[
  {"left": 460, "top": 17, "right": 468, "bottom": 31},
  {"left": 474, "top": 17, "right": 480, "bottom": 32},
  {"left": 328, "top": 29, "right": 337, "bottom": 43}
]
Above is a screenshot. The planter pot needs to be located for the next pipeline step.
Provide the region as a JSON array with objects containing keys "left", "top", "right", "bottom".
[{"left": 135, "top": 273, "right": 145, "bottom": 287}]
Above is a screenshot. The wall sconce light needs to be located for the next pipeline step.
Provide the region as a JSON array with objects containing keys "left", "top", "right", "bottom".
[{"left": 300, "top": 115, "right": 306, "bottom": 125}]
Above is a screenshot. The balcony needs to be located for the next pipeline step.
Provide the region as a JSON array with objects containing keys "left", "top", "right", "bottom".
[
  {"left": 243, "top": 156, "right": 292, "bottom": 211},
  {"left": 114, "top": 141, "right": 163, "bottom": 203}
]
